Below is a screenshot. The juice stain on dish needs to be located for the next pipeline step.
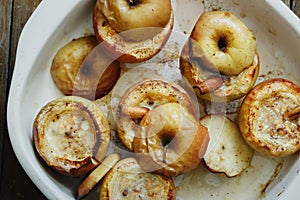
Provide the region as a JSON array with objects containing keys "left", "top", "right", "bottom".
[
  {"left": 260, "top": 162, "right": 283, "bottom": 199},
  {"left": 175, "top": 154, "right": 283, "bottom": 200}
]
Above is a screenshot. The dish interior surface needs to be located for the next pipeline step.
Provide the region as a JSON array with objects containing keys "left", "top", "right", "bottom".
[{"left": 7, "top": 0, "right": 300, "bottom": 199}]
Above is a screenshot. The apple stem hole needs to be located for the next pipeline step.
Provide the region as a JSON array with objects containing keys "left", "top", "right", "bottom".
[
  {"left": 128, "top": 0, "right": 139, "bottom": 6},
  {"left": 218, "top": 36, "right": 228, "bottom": 52}
]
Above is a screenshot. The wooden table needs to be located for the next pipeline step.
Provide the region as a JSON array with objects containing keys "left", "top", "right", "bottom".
[
  {"left": 0, "top": 0, "right": 46, "bottom": 199},
  {"left": 0, "top": 0, "right": 298, "bottom": 200}
]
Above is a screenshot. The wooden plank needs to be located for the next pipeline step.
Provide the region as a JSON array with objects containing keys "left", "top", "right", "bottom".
[
  {"left": 1, "top": 139, "right": 46, "bottom": 199},
  {"left": 8, "top": 0, "right": 41, "bottom": 81},
  {"left": 1, "top": 0, "right": 45, "bottom": 199},
  {"left": 0, "top": 0, "right": 13, "bottom": 186}
]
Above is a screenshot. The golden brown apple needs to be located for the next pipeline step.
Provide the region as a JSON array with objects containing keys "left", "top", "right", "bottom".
[
  {"left": 93, "top": 0, "right": 174, "bottom": 63},
  {"left": 116, "top": 79, "right": 197, "bottom": 151},
  {"left": 180, "top": 39, "right": 259, "bottom": 102},
  {"left": 50, "top": 35, "right": 121, "bottom": 100},
  {"left": 239, "top": 78, "right": 300, "bottom": 157},
  {"left": 133, "top": 103, "right": 209, "bottom": 177}
]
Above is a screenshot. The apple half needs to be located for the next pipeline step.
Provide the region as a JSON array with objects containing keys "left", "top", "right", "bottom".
[
  {"left": 200, "top": 114, "right": 253, "bottom": 177},
  {"left": 239, "top": 78, "right": 300, "bottom": 157},
  {"left": 33, "top": 96, "right": 110, "bottom": 176},
  {"left": 99, "top": 157, "right": 176, "bottom": 200}
]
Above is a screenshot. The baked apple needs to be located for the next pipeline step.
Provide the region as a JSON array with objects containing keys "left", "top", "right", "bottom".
[
  {"left": 93, "top": 0, "right": 174, "bottom": 63},
  {"left": 33, "top": 96, "right": 110, "bottom": 176},
  {"left": 239, "top": 78, "right": 300, "bottom": 157},
  {"left": 116, "top": 79, "right": 197, "bottom": 151},
  {"left": 180, "top": 11, "right": 259, "bottom": 102},
  {"left": 51, "top": 35, "right": 121, "bottom": 100},
  {"left": 133, "top": 103, "right": 209, "bottom": 177},
  {"left": 99, "top": 157, "right": 176, "bottom": 200},
  {"left": 191, "top": 11, "right": 257, "bottom": 75}
]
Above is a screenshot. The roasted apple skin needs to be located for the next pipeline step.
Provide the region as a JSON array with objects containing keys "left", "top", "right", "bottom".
[
  {"left": 239, "top": 78, "right": 300, "bottom": 157},
  {"left": 50, "top": 35, "right": 121, "bottom": 100},
  {"left": 33, "top": 96, "right": 110, "bottom": 176}
]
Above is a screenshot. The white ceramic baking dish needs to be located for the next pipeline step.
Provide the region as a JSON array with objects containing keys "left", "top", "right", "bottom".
[{"left": 7, "top": 0, "right": 299, "bottom": 199}]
